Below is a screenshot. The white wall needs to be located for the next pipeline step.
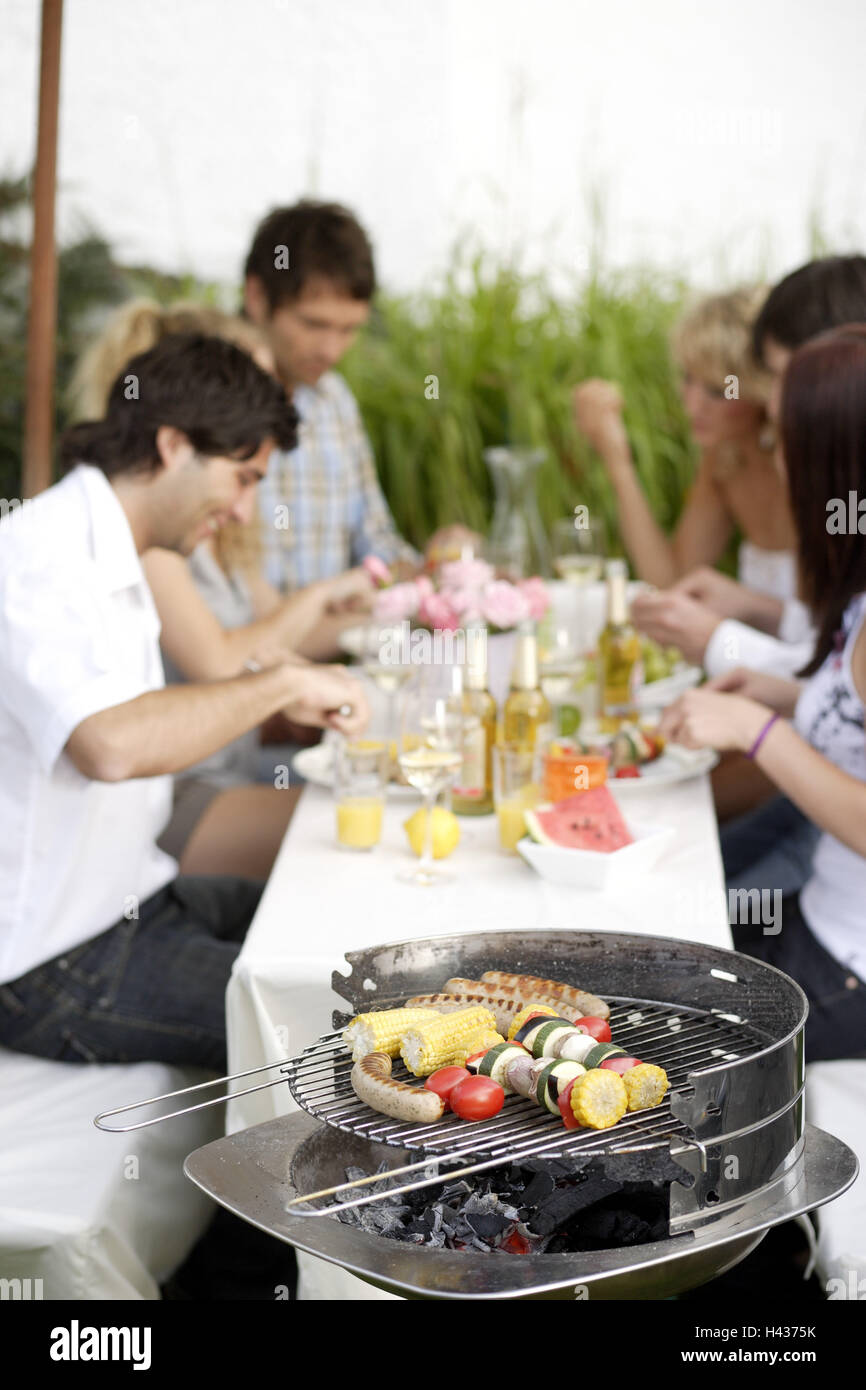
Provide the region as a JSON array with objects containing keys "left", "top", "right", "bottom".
[{"left": 2, "top": 0, "right": 864, "bottom": 292}]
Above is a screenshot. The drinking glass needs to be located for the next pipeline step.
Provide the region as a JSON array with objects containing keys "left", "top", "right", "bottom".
[
  {"left": 334, "top": 738, "right": 388, "bottom": 851},
  {"left": 492, "top": 743, "right": 543, "bottom": 853},
  {"left": 552, "top": 516, "right": 607, "bottom": 586},
  {"left": 361, "top": 623, "right": 416, "bottom": 755},
  {"left": 397, "top": 681, "right": 463, "bottom": 885},
  {"left": 539, "top": 623, "right": 584, "bottom": 739}
]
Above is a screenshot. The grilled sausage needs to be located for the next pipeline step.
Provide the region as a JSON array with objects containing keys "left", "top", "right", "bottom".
[
  {"left": 405, "top": 991, "right": 529, "bottom": 1038},
  {"left": 478, "top": 971, "right": 610, "bottom": 1022},
  {"left": 441, "top": 977, "right": 603, "bottom": 1027},
  {"left": 350, "top": 1052, "right": 445, "bottom": 1124}
]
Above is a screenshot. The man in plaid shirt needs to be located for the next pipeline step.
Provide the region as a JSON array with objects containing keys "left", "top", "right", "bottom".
[{"left": 243, "top": 201, "right": 419, "bottom": 595}]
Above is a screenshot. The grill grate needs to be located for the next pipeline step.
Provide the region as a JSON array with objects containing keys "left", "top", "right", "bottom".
[{"left": 286, "top": 997, "right": 766, "bottom": 1163}]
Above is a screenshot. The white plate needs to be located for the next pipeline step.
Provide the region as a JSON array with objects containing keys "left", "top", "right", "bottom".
[
  {"left": 636, "top": 665, "right": 702, "bottom": 710},
  {"left": 517, "top": 819, "right": 676, "bottom": 890},
  {"left": 291, "top": 740, "right": 417, "bottom": 797},
  {"left": 605, "top": 745, "right": 718, "bottom": 791}
]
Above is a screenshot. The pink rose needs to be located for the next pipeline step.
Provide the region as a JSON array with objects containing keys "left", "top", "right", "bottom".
[
  {"left": 442, "top": 585, "right": 483, "bottom": 621},
  {"left": 418, "top": 592, "right": 461, "bottom": 631},
  {"left": 518, "top": 577, "right": 551, "bottom": 620},
  {"left": 374, "top": 581, "right": 421, "bottom": 622},
  {"left": 362, "top": 554, "right": 393, "bottom": 588},
  {"left": 439, "top": 559, "right": 495, "bottom": 590},
  {"left": 414, "top": 575, "right": 435, "bottom": 601},
  {"left": 481, "top": 580, "right": 531, "bottom": 631}
]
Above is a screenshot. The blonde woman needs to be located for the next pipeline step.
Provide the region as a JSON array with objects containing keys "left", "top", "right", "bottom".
[
  {"left": 573, "top": 287, "right": 798, "bottom": 663},
  {"left": 70, "top": 301, "right": 373, "bottom": 877}
]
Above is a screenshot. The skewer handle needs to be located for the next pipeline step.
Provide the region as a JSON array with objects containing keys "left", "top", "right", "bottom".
[{"left": 93, "top": 1057, "right": 296, "bottom": 1132}]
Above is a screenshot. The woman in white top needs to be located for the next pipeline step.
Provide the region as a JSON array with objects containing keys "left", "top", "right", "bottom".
[
  {"left": 573, "top": 286, "right": 796, "bottom": 599},
  {"left": 659, "top": 324, "right": 866, "bottom": 1062}
]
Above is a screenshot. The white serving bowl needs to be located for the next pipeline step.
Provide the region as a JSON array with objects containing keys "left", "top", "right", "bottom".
[{"left": 516, "top": 819, "right": 676, "bottom": 890}]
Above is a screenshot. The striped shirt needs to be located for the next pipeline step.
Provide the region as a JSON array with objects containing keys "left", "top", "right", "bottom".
[{"left": 258, "top": 370, "right": 418, "bottom": 591}]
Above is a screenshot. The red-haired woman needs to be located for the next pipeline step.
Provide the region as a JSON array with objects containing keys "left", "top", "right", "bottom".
[{"left": 659, "top": 324, "right": 866, "bottom": 1062}]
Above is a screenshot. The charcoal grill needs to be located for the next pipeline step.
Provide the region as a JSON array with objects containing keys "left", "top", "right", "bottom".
[{"left": 95, "top": 928, "right": 858, "bottom": 1300}]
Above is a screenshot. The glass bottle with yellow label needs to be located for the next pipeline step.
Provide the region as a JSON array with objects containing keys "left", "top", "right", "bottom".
[
  {"left": 450, "top": 626, "right": 496, "bottom": 815},
  {"left": 598, "top": 558, "right": 642, "bottom": 727},
  {"left": 503, "top": 626, "right": 552, "bottom": 751}
]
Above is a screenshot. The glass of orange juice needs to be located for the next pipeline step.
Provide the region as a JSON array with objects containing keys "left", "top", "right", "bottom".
[
  {"left": 335, "top": 739, "right": 388, "bottom": 850},
  {"left": 493, "top": 743, "right": 543, "bottom": 853}
]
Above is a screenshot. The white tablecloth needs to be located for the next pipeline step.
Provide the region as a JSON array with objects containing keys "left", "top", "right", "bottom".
[
  {"left": 225, "top": 771, "right": 730, "bottom": 1300},
  {"left": 226, "top": 775, "right": 730, "bottom": 1135}
]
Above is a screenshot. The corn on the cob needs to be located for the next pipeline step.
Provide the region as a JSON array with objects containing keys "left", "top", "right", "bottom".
[
  {"left": 569, "top": 1069, "right": 628, "bottom": 1129},
  {"left": 507, "top": 1003, "right": 558, "bottom": 1041},
  {"left": 451, "top": 1029, "right": 504, "bottom": 1065},
  {"left": 400, "top": 1006, "right": 497, "bottom": 1076},
  {"left": 342, "top": 1008, "right": 438, "bottom": 1062},
  {"left": 623, "top": 1063, "right": 669, "bottom": 1112}
]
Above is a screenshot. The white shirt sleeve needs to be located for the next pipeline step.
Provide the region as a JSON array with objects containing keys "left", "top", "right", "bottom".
[
  {"left": 0, "top": 562, "right": 156, "bottom": 775},
  {"left": 778, "top": 597, "right": 815, "bottom": 646},
  {"left": 703, "top": 619, "right": 813, "bottom": 679}
]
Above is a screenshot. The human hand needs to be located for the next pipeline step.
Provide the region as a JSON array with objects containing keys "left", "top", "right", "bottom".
[
  {"left": 671, "top": 566, "right": 751, "bottom": 620},
  {"left": 630, "top": 589, "right": 721, "bottom": 666},
  {"left": 706, "top": 666, "right": 802, "bottom": 715},
  {"left": 572, "top": 379, "right": 629, "bottom": 459},
  {"left": 425, "top": 524, "right": 484, "bottom": 565},
  {"left": 282, "top": 664, "right": 370, "bottom": 737},
  {"left": 323, "top": 567, "right": 375, "bottom": 615},
  {"left": 671, "top": 566, "right": 785, "bottom": 633},
  {"left": 658, "top": 687, "right": 771, "bottom": 753}
]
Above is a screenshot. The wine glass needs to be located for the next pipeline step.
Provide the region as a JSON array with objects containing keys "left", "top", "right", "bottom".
[
  {"left": 361, "top": 623, "right": 415, "bottom": 760},
  {"left": 552, "top": 515, "right": 607, "bottom": 659},
  {"left": 397, "top": 680, "right": 463, "bottom": 886},
  {"left": 552, "top": 516, "right": 606, "bottom": 586}
]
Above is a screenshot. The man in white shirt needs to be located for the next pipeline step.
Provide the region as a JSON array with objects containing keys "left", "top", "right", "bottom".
[{"left": 0, "top": 332, "right": 367, "bottom": 1069}]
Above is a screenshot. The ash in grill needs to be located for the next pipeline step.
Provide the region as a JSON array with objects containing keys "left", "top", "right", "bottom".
[{"left": 336, "top": 1155, "right": 675, "bottom": 1255}]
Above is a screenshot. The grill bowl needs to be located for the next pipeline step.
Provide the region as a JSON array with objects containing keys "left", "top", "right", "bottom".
[{"left": 181, "top": 928, "right": 858, "bottom": 1299}]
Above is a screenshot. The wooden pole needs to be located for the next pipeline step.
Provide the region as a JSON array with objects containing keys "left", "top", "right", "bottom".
[{"left": 22, "top": 0, "right": 64, "bottom": 499}]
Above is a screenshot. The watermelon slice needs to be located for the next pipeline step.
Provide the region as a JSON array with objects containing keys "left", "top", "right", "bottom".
[{"left": 523, "top": 788, "right": 634, "bottom": 853}]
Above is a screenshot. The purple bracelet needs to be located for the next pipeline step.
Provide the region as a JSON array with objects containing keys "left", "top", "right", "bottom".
[{"left": 747, "top": 712, "right": 780, "bottom": 760}]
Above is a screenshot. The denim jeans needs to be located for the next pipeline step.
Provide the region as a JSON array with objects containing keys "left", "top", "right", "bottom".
[
  {"left": 0, "top": 876, "right": 263, "bottom": 1070},
  {"left": 721, "top": 795, "right": 820, "bottom": 898},
  {"left": 733, "top": 895, "right": 866, "bottom": 1063}
]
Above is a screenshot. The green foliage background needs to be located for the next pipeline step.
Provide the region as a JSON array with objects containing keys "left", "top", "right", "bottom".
[
  {"left": 341, "top": 255, "right": 696, "bottom": 552},
  {"left": 2, "top": 172, "right": 703, "bottom": 549}
]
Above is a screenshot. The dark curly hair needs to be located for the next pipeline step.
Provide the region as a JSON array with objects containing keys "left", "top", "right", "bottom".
[{"left": 59, "top": 332, "right": 298, "bottom": 477}]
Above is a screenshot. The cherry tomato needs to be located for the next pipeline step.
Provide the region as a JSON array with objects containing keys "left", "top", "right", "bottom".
[
  {"left": 464, "top": 1051, "right": 488, "bottom": 1071},
  {"left": 449, "top": 1075, "right": 505, "bottom": 1121},
  {"left": 424, "top": 1066, "right": 470, "bottom": 1111},
  {"left": 575, "top": 1016, "right": 612, "bottom": 1042},
  {"left": 615, "top": 765, "right": 640, "bottom": 778},
  {"left": 558, "top": 1077, "right": 581, "bottom": 1129},
  {"left": 600, "top": 1056, "right": 641, "bottom": 1074}
]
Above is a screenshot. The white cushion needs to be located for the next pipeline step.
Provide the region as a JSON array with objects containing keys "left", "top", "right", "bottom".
[
  {"left": 806, "top": 1061, "right": 866, "bottom": 1298},
  {"left": 0, "top": 1048, "right": 221, "bottom": 1300}
]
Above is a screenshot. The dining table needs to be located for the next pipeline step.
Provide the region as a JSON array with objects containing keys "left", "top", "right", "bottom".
[{"left": 225, "top": 749, "right": 732, "bottom": 1299}]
